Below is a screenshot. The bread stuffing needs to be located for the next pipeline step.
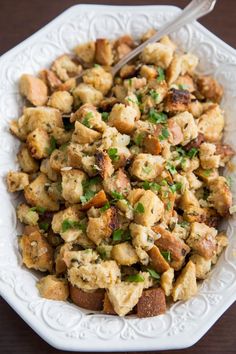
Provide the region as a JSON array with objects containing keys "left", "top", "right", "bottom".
[{"left": 7, "top": 29, "right": 234, "bottom": 318}]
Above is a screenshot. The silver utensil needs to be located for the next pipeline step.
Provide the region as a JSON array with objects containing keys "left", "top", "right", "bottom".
[{"left": 112, "top": 0, "right": 217, "bottom": 76}]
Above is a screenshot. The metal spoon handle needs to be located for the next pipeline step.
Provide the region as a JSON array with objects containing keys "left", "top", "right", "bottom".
[{"left": 111, "top": 0, "right": 217, "bottom": 76}]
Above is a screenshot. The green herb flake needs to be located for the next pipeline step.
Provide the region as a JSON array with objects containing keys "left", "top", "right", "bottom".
[
  {"left": 107, "top": 147, "right": 119, "bottom": 162},
  {"left": 126, "top": 274, "right": 145, "bottom": 283},
  {"left": 157, "top": 67, "right": 165, "bottom": 82},
  {"left": 82, "top": 112, "right": 93, "bottom": 128},
  {"left": 166, "top": 162, "right": 177, "bottom": 175},
  {"left": 94, "top": 63, "right": 100, "bottom": 68},
  {"left": 142, "top": 165, "right": 152, "bottom": 174},
  {"left": 80, "top": 190, "right": 96, "bottom": 204},
  {"left": 203, "top": 169, "right": 213, "bottom": 177},
  {"left": 111, "top": 191, "right": 124, "bottom": 200},
  {"left": 112, "top": 229, "right": 123, "bottom": 241},
  {"left": 61, "top": 219, "right": 85, "bottom": 233},
  {"left": 148, "top": 108, "right": 167, "bottom": 124},
  {"left": 46, "top": 136, "right": 57, "bottom": 155},
  {"left": 30, "top": 206, "right": 46, "bottom": 214},
  {"left": 149, "top": 90, "right": 160, "bottom": 102},
  {"left": 226, "top": 176, "right": 232, "bottom": 187},
  {"left": 100, "top": 202, "right": 110, "bottom": 212},
  {"left": 82, "top": 176, "right": 100, "bottom": 190},
  {"left": 169, "top": 182, "right": 182, "bottom": 194},
  {"left": 180, "top": 221, "right": 190, "bottom": 228},
  {"left": 142, "top": 181, "right": 161, "bottom": 192},
  {"left": 147, "top": 268, "right": 160, "bottom": 280},
  {"left": 97, "top": 247, "right": 107, "bottom": 260},
  {"left": 187, "top": 148, "right": 198, "bottom": 159},
  {"left": 39, "top": 221, "right": 49, "bottom": 231},
  {"left": 178, "top": 84, "right": 188, "bottom": 90},
  {"left": 135, "top": 203, "right": 145, "bottom": 214},
  {"left": 128, "top": 78, "right": 132, "bottom": 86},
  {"left": 101, "top": 112, "right": 109, "bottom": 122},
  {"left": 159, "top": 127, "right": 169, "bottom": 141},
  {"left": 166, "top": 201, "right": 172, "bottom": 211},
  {"left": 134, "top": 132, "right": 145, "bottom": 146},
  {"left": 161, "top": 250, "right": 171, "bottom": 262}
]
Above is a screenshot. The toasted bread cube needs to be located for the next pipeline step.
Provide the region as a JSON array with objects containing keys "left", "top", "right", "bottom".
[
  {"left": 208, "top": 176, "right": 232, "bottom": 216},
  {"left": 51, "top": 127, "right": 72, "bottom": 145},
  {"left": 127, "top": 189, "right": 145, "bottom": 207},
  {"left": 37, "top": 275, "right": 69, "bottom": 301},
  {"left": 21, "top": 106, "right": 63, "bottom": 134},
  {"left": 67, "top": 143, "right": 83, "bottom": 168},
  {"left": 49, "top": 149, "right": 68, "bottom": 172},
  {"left": 119, "top": 64, "right": 136, "bottom": 79},
  {"left": 74, "top": 41, "right": 95, "bottom": 64},
  {"left": 40, "top": 158, "right": 58, "bottom": 182},
  {"left": 51, "top": 54, "right": 81, "bottom": 82},
  {"left": 80, "top": 190, "right": 108, "bottom": 211},
  {"left": 71, "top": 103, "right": 105, "bottom": 131},
  {"left": 167, "top": 118, "right": 184, "bottom": 146},
  {"left": 134, "top": 190, "right": 164, "bottom": 226},
  {"left": 111, "top": 242, "right": 139, "bottom": 266},
  {"left": 61, "top": 169, "right": 86, "bottom": 204},
  {"left": 172, "top": 260, "right": 197, "bottom": 301},
  {"left": 70, "top": 285, "right": 105, "bottom": 311},
  {"left": 107, "top": 281, "right": 144, "bottom": 316},
  {"left": 212, "top": 232, "right": 229, "bottom": 264},
  {"left": 17, "top": 144, "right": 39, "bottom": 173},
  {"left": 179, "top": 189, "right": 204, "bottom": 223},
  {"left": 24, "top": 173, "right": 59, "bottom": 211},
  {"left": 72, "top": 121, "right": 101, "bottom": 144},
  {"left": 198, "top": 104, "right": 224, "bottom": 142},
  {"left": 39, "top": 69, "right": 62, "bottom": 91},
  {"left": 9, "top": 119, "right": 27, "bottom": 141},
  {"left": 199, "top": 142, "right": 220, "bottom": 169},
  {"left": 137, "top": 288, "right": 166, "bottom": 318},
  {"left": 103, "top": 292, "right": 117, "bottom": 315},
  {"left": 26, "top": 128, "right": 51, "bottom": 159},
  {"left": 83, "top": 66, "right": 113, "bottom": 95},
  {"left": 47, "top": 91, "right": 73, "bottom": 113},
  {"left": 175, "top": 74, "right": 195, "bottom": 92},
  {"left": 19, "top": 74, "right": 48, "bottom": 106},
  {"left": 108, "top": 103, "right": 136, "bottom": 134},
  {"left": 148, "top": 245, "right": 170, "bottom": 273},
  {"left": 7, "top": 171, "right": 29, "bottom": 192},
  {"left": 52, "top": 205, "right": 83, "bottom": 242},
  {"left": 165, "top": 88, "right": 191, "bottom": 114},
  {"left": 130, "top": 153, "right": 164, "bottom": 181},
  {"left": 95, "top": 38, "right": 113, "bottom": 66},
  {"left": 187, "top": 222, "right": 217, "bottom": 259},
  {"left": 87, "top": 207, "right": 118, "bottom": 245},
  {"left": 130, "top": 222, "right": 155, "bottom": 252},
  {"left": 73, "top": 83, "right": 103, "bottom": 106},
  {"left": 190, "top": 254, "right": 211, "bottom": 279},
  {"left": 153, "top": 224, "right": 190, "bottom": 262},
  {"left": 160, "top": 267, "right": 174, "bottom": 296},
  {"left": 171, "top": 111, "right": 198, "bottom": 146},
  {"left": 95, "top": 151, "right": 114, "bottom": 179},
  {"left": 197, "top": 75, "right": 223, "bottom": 103},
  {"left": 141, "top": 43, "right": 174, "bottom": 69},
  {"left": 68, "top": 260, "right": 120, "bottom": 291},
  {"left": 140, "top": 65, "right": 157, "bottom": 80},
  {"left": 17, "top": 203, "right": 39, "bottom": 226},
  {"left": 19, "top": 230, "right": 53, "bottom": 272},
  {"left": 103, "top": 168, "right": 131, "bottom": 197}
]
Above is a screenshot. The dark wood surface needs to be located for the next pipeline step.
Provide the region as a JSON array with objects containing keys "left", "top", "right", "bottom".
[{"left": 0, "top": 1, "right": 236, "bottom": 353}]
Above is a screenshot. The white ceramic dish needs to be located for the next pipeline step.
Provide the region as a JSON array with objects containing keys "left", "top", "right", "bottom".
[{"left": 0, "top": 4, "right": 236, "bottom": 352}]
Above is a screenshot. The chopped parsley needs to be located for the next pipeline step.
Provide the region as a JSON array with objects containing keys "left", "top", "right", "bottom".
[
  {"left": 178, "top": 84, "right": 188, "bottom": 90},
  {"left": 147, "top": 268, "right": 160, "bottom": 280},
  {"left": 101, "top": 112, "right": 109, "bottom": 122},
  {"left": 112, "top": 229, "right": 123, "bottom": 241},
  {"left": 126, "top": 274, "right": 144, "bottom": 283},
  {"left": 180, "top": 221, "right": 190, "bottom": 228},
  {"left": 226, "top": 176, "right": 232, "bottom": 187},
  {"left": 39, "top": 221, "right": 49, "bottom": 231},
  {"left": 161, "top": 250, "right": 171, "bottom": 262},
  {"left": 187, "top": 148, "right": 198, "bottom": 159},
  {"left": 46, "top": 136, "right": 57, "bottom": 155},
  {"left": 149, "top": 90, "right": 160, "bottom": 102},
  {"left": 82, "top": 112, "right": 93, "bottom": 128},
  {"left": 111, "top": 191, "right": 124, "bottom": 200},
  {"left": 100, "top": 202, "right": 110, "bottom": 212},
  {"left": 148, "top": 108, "right": 167, "bottom": 124},
  {"left": 159, "top": 127, "right": 169, "bottom": 141},
  {"left": 30, "top": 206, "right": 46, "bottom": 214},
  {"left": 203, "top": 169, "right": 213, "bottom": 177},
  {"left": 166, "top": 162, "right": 177, "bottom": 175},
  {"left": 166, "top": 201, "right": 172, "bottom": 211},
  {"left": 157, "top": 67, "right": 165, "bottom": 82},
  {"left": 80, "top": 190, "right": 96, "bottom": 204},
  {"left": 107, "top": 147, "right": 119, "bottom": 162},
  {"left": 135, "top": 203, "right": 145, "bottom": 214},
  {"left": 82, "top": 176, "right": 100, "bottom": 190},
  {"left": 142, "top": 181, "right": 161, "bottom": 192},
  {"left": 169, "top": 182, "right": 182, "bottom": 193},
  {"left": 134, "top": 132, "right": 145, "bottom": 146},
  {"left": 94, "top": 63, "right": 100, "bottom": 68},
  {"left": 142, "top": 165, "right": 152, "bottom": 174},
  {"left": 61, "top": 219, "right": 86, "bottom": 233}
]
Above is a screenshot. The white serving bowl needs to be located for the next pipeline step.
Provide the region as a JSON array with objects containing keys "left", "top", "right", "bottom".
[{"left": 0, "top": 4, "right": 236, "bottom": 351}]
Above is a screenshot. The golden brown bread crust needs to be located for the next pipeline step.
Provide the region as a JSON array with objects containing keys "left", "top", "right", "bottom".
[
  {"left": 197, "top": 75, "right": 223, "bottom": 103},
  {"left": 103, "top": 292, "right": 117, "bottom": 315},
  {"left": 95, "top": 38, "right": 113, "bottom": 66},
  {"left": 80, "top": 190, "right": 108, "bottom": 211},
  {"left": 165, "top": 88, "right": 191, "bottom": 113},
  {"left": 70, "top": 285, "right": 105, "bottom": 311},
  {"left": 148, "top": 245, "right": 170, "bottom": 273},
  {"left": 95, "top": 151, "right": 114, "bottom": 179},
  {"left": 137, "top": 288, "right": 166, "bottom": 318}
]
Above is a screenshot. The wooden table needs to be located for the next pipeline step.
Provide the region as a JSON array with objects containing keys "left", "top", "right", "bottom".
[{"left": 0, "top": 1, "right": 236, "bottom": 353}]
